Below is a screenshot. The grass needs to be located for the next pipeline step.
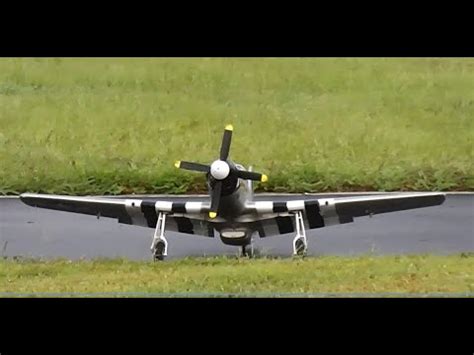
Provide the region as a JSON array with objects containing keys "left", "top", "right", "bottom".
[
  {"left": 0, "top": 254, "right": 473, "bottom": 296},
  {"left": 0, "top": 58, "right": 473, "bottom": 195}
]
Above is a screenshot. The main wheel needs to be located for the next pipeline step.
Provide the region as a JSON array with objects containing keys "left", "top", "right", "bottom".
[
  {"left": 294, "top": 238, "right": 307, "bottom": 256},
  {"left": 153, "top": 241, "right": 166, "bottom": 261}
]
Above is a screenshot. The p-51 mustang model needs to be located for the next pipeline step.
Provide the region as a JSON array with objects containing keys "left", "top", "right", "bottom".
[{"left": 20, "top": 125, "right": 446, "bottom": 260}]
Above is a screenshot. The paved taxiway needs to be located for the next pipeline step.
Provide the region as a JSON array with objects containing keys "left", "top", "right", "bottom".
[{"left": 0, "top": 194, "right": 472, "bottom": 260}]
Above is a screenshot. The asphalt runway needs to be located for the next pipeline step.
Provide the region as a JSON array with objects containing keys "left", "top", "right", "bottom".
[{"left": 0, "top": 194, "right": 472, "bottom": 260}]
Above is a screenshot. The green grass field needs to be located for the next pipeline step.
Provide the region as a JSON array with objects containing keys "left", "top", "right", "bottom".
[
  {"left": 0, "top": 58, "right": 473, "bottom": 195},
  {"left": 0, "top": 255, "right": 472, "bottom": 296}
]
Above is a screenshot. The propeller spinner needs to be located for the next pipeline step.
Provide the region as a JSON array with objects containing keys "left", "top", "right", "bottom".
[{"left": 175, "top": 125, "right": 267, "bottom": 218}]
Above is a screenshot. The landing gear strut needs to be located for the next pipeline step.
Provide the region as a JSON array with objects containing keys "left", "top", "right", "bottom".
[
  {"left": 292, "top": 211, "right": 308, "bottom": 256},
  {"left": 151, "top": 212, "right": 168, "bottom": 261}
]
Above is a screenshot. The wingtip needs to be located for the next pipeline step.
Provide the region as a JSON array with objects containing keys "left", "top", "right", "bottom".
[
  {"left": 225, "top": 124, "right": 233, "bottom": 131},
  {"left": 174, "top": 160, "right": 181, "bottom": 168},
  {"left": 261, "top": 174, "right": 268, "bottom": 182}
]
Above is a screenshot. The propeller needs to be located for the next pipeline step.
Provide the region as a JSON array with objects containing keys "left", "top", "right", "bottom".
[{"left": 174, "top": 124, "right": 268, "bottom": 218}]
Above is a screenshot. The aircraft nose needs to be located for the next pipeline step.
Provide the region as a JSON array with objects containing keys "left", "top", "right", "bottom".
[{"left": 210, "top": 160, "right": 230, "bottom": 180}]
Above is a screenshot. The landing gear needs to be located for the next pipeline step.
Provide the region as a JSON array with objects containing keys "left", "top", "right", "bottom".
[
  {"left": 153, "top": 240, "right": 166, "bottom": 261},
  {"left": 151, "top": 212, "right": 168, "bottom": 261},
  {"left": 292, "top": 211, "right": 308, "bottom": 257},
  {"left": 294, "top": 238, "right": 306, "bottom": 256},
  {"left": 241, "top": 243, "right": 254, "bottom": 258}
]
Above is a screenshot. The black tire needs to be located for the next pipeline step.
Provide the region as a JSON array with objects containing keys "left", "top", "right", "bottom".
[
  {"left": 153, "top": 241, "right": 166, "bottom": 261},
  {"left": 153, "top": 254, "right": 165, "bottom": 262},
  {"left": 295, "top": 239, "right": 306, "bottom": 256}
]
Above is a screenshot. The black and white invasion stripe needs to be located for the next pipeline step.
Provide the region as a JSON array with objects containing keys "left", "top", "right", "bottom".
[
  {"left": 248, "top": 199, "right": 355, "bottom": 236},
  {"left": 250, "top": 200, "right": 326, "bottom": 228},
  {"left": 123, "top": 199, "right": 212, "bottom": 236}
]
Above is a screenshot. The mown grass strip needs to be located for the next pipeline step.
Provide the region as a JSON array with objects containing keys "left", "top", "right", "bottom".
[{"left": 1, "top": 254, "right": 472, "bottom": 295}]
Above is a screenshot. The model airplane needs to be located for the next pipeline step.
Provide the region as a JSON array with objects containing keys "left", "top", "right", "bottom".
[{"left": 20, "top": 125, "right": 446, "bottom": 260}]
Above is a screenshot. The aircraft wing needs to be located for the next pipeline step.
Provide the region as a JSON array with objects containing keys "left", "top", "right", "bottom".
[
  {"left": 246, "top": 193, "right": 446, "bottom": 237},
  {"left": 19, "top": 193, "right": 215, "bottom": 237}
]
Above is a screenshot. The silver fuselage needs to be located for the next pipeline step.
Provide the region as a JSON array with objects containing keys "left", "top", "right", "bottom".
[{"left": 211, "top": 168, "right": 255, "bottom": 246}]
